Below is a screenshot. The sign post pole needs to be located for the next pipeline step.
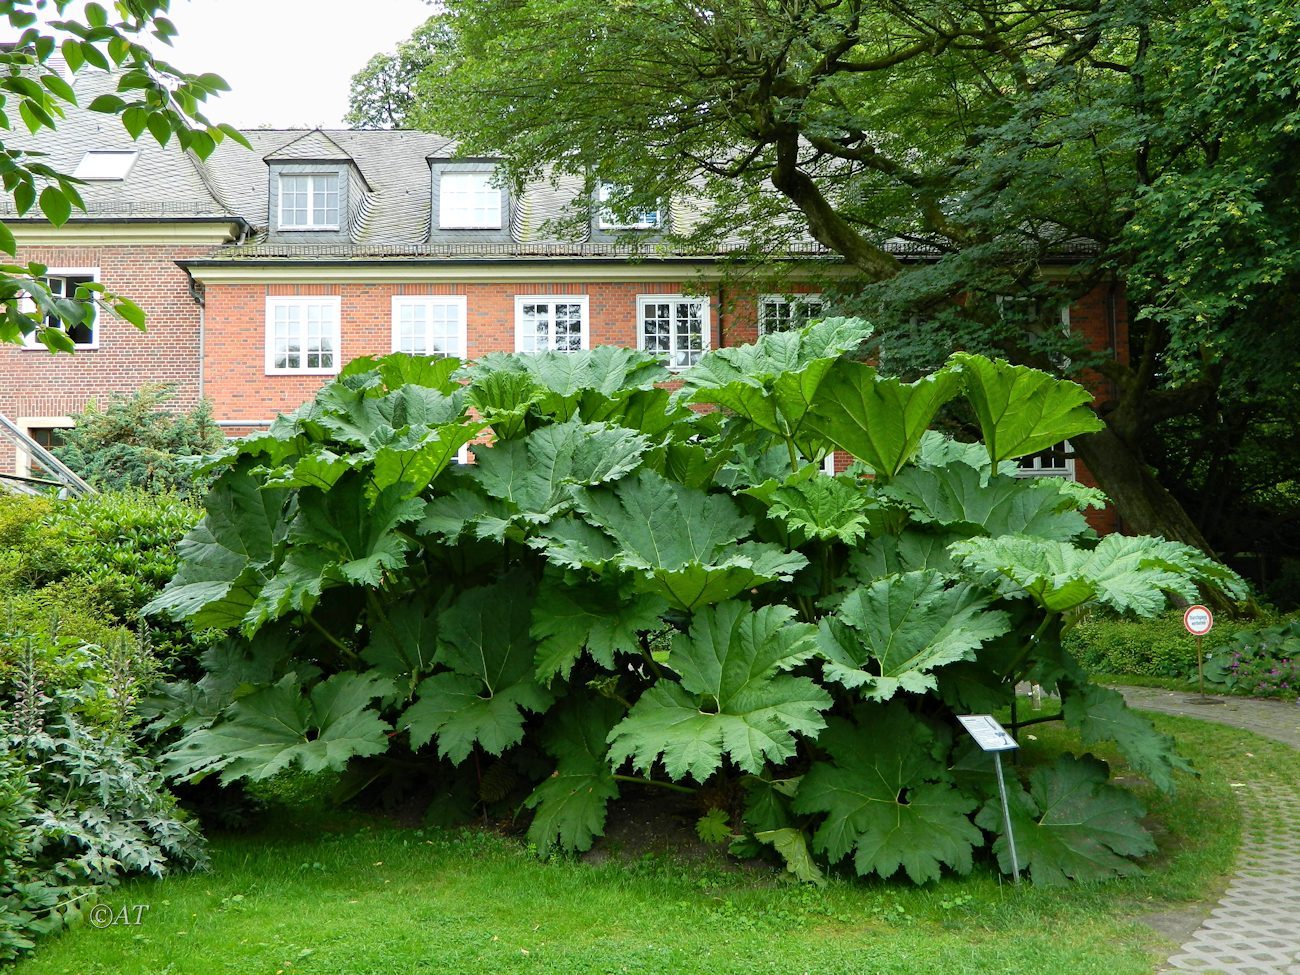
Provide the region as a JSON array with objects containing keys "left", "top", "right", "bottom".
[
  {"left": 992, "top": 751, "right": 1020, "bottom": 883},
  {"left": 1183, "top": 605, "right": 1215, "bottom": 702},
  {"left": 958, "top": 714, "right": 1021, "bottom": 885}
]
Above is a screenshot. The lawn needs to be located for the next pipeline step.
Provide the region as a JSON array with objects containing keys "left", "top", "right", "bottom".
[{"left": 16, "top": 709, "right": 1278, "bottom": 975}]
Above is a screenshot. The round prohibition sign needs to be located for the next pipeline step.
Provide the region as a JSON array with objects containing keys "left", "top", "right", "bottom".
[{"left": 1183, "top": 604, "right": 1214, "bottom": 636}]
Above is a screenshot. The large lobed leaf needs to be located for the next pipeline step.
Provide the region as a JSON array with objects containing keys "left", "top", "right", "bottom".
[
  {"left": 524, "top": 697, "right": 624, "bottom": 854},
  {"left": 817, "top": 570, "right": 1011, "bottom": 701},
  {"left": 792, "top": 704, "right": 983, "bottom": 883},
  {"left": 950, "top": 352, "right": 1103, "bottom": 464},
  {"left": 976, "top": 753, "right": 1156, "bottom": 885},
  {"left": 165, "top": 671, "right": 393, "bottom": 784},
  {"left": 805, "top": 360, "right": 962, "bottom": 477},
  {"left": 530, "top": 570, "right": 667, "bottom": 683},
  {"left": 607, "top": 602, "right": 831, "bottom": 781},
  {"left": 401, "top": 573, "right": 554, "bottom": 763},
  {"left": 1061, "top": 683, "right": 1193, "bottom": 792}
]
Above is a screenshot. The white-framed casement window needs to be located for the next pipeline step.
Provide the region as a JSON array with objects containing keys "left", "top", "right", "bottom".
[
  {"left": 637, "top": 295, "right": 710, "bottom": 369},
  {"left": 279, "top": 173, "right": 340, "bottom": 230},
  {"left": 439, "top": 172, "right": 502, "bottom": 229},
  {"left": 392, "top": 296, "right": 468, "bottom": 358},
  {"left": 1016, "top": 440, "right": 1075, "bottom": 479},
  {"left": 758, "top": 294, "right": 826, "bottom": 335},
  {"left": 515, "top": 296, "right": 589, "bottom": 353},
  {"left": 21, "top": 269, "right": 99, "bottom": 350},
  {"left": 15, "top": 416, "right": 75, "bottom": 480},
  {"left": 265, "top": 296, "right": 341, "bottom": 375},
  {"left": 597, "top": 183, "right": 661, "bottom": 231}
]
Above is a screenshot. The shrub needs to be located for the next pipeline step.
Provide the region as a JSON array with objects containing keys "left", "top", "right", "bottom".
[
  {"left": 0, "top": 649, "right": 206, "bottom": 963},
  {"left": 53, "top": 385, "right": 225, "bottom": 500},
  {"left": 4, "top": 490, "right": 204, "bottom": 673},
  {"left": 146, "top": 325, "right": 1247, "bottom": 888},
  {"left": 1204, "top": 620, "right": 1300, "bottom": 699},
  {"left": 1063, "top": 612, "right": 1231, "bottom": 679}
]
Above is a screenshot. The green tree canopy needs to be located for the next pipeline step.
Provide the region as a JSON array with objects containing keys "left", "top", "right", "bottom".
[
  {"left": 360, "top": 0, "right": 1300, "bottom": 583},
  {"left": 1, "top": 0, "right": 244, "bottom": 350}
]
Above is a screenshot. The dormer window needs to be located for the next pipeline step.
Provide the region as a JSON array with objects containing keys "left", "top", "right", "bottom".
[
  {"left": 279, "top": 173, "right": 340, "bottom": 230},
  {"left": 72, "top": 151, "right": 138, "bottom": 181},
  {"left": 597, "top": 184, "right": 661, "bottom": 230},
  {"left": 439, "top": 172, "right": 502, "bottom": 229}
]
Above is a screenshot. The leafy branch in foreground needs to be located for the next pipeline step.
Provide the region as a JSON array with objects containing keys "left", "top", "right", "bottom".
[{"left": 147, "top": 317, "right": 1245, "bottom": 885}]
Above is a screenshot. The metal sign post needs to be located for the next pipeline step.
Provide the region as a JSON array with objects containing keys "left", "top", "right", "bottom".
[
  {"left": 1183, "top": 604, "right": 1215, "bottom": 701},
  {"left": 958, "top": 714, "right": 1021, "bottom": 884}
]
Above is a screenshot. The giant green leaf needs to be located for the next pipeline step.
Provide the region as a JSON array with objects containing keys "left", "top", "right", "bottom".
[
  {"left": 883, "top": 462, "right": 1089, "bottom": 541},
  {"left": 848, "top": 530, "right": 963, "bottom": 581},
  {"left": 142, "top": 469, "right": 287, "bottom": 629},
  {"left": 817, "top": 570, "right": 1010, "bottom": 701},
  {"left": 792, "top": 704, "right": 982, "bottom": 883},
  {"left": 362, "top": 594, "right": 441, "bottom": 691},
  {"left": 684, "top": 318, "right": 874, "bottom": 455},
  {"left": 607, "top": 602, "right": 830, "bottom": 781},
  {"left": 536, "top": 470, "right": 807, "bottom": 610},
  {"left": 951, "top": 533, "right": 1217, "bottom": 615},
  {"left": 1061, "top": 683, "right": 1193, "bottom": 792},
  {"left": 949, "top": 352, "right": 1104, "bottom": 463},
  {"left": 524, "top": 697, "right": 623, "bottom": 854},
  {"left": 165, "top": 671, "right": 393, "bottom": 784},
  {"left": 805, "top": 360, "right": 961, "bottom": 477},
  {"left": 530, "top": 570, "right": 667, "bottom": 682},
  {"left": 975, "top": 753, "right": 1156, "bottom": 885},
  {"left": 370, "top": 422, "right": 483, "bottom": 498},
  {"left": 472, "top": 417, "right": 649, "bottom": 524},
  {"left": 756, "top": 469, "right": 877, "bottom": 545},
  {"left": 401, "top": 574, "right": 554, "bottom": 762}
]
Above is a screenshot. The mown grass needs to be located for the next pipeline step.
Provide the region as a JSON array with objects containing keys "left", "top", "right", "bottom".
[{"left": 18, "top": 710, "right": 1284, "bottom": 975}]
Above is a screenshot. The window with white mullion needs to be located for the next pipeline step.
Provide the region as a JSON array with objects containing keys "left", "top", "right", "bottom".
[
  {"left": 758, "top": 294, "right": 825, "bottom": 335},
  {"left": 440, "top": 172, "right": 502, "bottom": 229},
  {"left": 21, "top": 270, "right": 99, "bottom": 349},
  {"left": 515, "top": 296, "right": 588, "bottom": 353},
  {"left": 392, "top": 297, "right": 467, "bottom": 358},
  {"left": 1016, "top": 440, "right": 1075, "bottom": 479},
  {"left": 638, "top": 295, "right": 709, "bottom": 369},
  {"left": 279, "top": 174, "right": 340, "bottom": 229},
  {"left": 266, "top": 297, "right": 340, "bottom": 375}
]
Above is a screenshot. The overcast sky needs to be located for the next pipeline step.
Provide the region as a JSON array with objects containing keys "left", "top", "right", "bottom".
[{"left": 26, "top": 0, "right": 435, "bottom": 128}]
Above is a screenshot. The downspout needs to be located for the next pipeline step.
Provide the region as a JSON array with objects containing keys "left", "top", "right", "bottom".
[
  {"left": 182, "top": 266, "right": 205, "bottom": 401},
  {"left": 717, "top": 279, "right": 727, "bottom": 348}
]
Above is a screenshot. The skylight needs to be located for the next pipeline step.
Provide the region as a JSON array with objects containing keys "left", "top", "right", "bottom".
[{"left": 72, "top": 151, "right": 139, "bottom": 181}]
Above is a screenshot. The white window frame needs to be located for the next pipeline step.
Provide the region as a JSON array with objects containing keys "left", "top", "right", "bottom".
[
  {"left": 72, "top": 150, "right": 138, "bottom": 181},
  {"left": 278, "top": 173, "right": 341, "bottom": 230},
  {"left": 636, "top": 294, "right": 711, "bottom": 371},
  {"left": 391, "top": 296, "right": 468, "bottom": 359},
  {"left": 757, "top": 293, "right": 826, "bottom": 336},
  {"left": 439, "top": 172, "right": 502, "bottom": 230},
  {"left": 596, "top": 183, "right": 661, "bottom": 231},
  {"left": 1015, "top": 440, "right": 1076, "bottom": 479},
  {"left": 264, "top": 296, "right": 342, "bottom": 376},
  {"left": 514, "top": 296, "right": 590, "bottom": 353},
  {"left": 21, "top": 268, "right": 100, "bottom": 350},
  {"left": 14, "top": 416, "right": 75, "bottom": 479}
]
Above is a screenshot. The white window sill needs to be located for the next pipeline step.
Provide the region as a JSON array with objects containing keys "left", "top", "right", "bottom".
[
  {"left": 278, "top": 225, "right": 341, "bottom": 232},
  {"left": 264, "top": 368, "right": 341, "bottom": 377},
  {"left": 438, "top": 224, "right": 504, "bottom": 231}
]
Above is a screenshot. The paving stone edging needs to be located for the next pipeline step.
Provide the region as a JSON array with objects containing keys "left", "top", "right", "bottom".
[{"left": 1117, "top": 687, "right": 1300, "bottom": 975}]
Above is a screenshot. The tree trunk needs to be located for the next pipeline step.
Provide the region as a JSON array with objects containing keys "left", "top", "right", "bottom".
[
  {"left": 1072, "top": 425, "right": 1244, "bottom": 613},
  {"left": 1072, "top": 425, "right": 1215, "bottom": 553}
]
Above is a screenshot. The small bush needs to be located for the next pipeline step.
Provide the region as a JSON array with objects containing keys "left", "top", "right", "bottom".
[
  {"left": 4, "top": 490, "right": 204, "bottom": 673},
  {"left": 1064, "top": 612, "right": 1229, "bottom": 679},
  {"left": 1203, "top": 620, "right": 1300, "bottom": 699},
  {"left": 53, "top": 385, "right": 225, "bottom": 500},
  {"left": 0, "top": 649, "right": 206, "bottom": 963}
]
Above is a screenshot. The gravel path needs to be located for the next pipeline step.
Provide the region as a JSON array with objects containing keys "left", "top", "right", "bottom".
[{"left": 1118, "top": 687, "right": 1300, "bottom": 975}]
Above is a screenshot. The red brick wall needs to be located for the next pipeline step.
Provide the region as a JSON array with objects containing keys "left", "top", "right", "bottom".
[{"left": 0, "top": 242, "right": 209, "bottom": 471}]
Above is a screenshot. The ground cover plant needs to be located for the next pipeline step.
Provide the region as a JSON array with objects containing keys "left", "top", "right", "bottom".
[
  {"left": 12, "top": 711, "right": 1262, "bottom": 975},
  {"left": 145, "top": 319, "right": 1246, "bottom": 887},
  {"left": 1203, "top": 619, "right": 1300, "bottom": 699}
]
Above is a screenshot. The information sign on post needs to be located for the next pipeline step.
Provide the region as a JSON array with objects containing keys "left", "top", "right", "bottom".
[
  {"left": 1183, "top": 604, "right": 1215, "bottom": 699},
  {"left": 958, "top": 715, "right": 1021, "bottom": 883}
]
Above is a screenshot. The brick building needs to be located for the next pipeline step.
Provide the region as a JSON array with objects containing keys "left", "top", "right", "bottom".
[{"left": 0, "top": 68, "right": 1123, "bottom": 529}]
